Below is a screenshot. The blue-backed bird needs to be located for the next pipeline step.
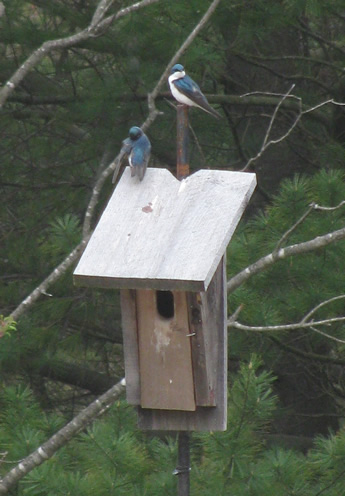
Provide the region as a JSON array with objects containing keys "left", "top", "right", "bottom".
[
  {"left": 112, "top": 126, "right": 151, "bottom": 183},
  {"left": 168, "top": 63, "right": 221, "bottom": 119}
]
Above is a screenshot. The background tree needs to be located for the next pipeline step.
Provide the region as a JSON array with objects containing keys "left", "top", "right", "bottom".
[{"left": 1, "top": 0, "right": 345, "bottom": 494}]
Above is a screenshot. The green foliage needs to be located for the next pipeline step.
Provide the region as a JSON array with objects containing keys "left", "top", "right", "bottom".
[
  {"left": 1, "top": 357, "right": 345, "bottom": 495},
  {"left": 0, "top": 315, "right": 16, "bottom": 338},
  {"left": 0, "top": 358, "right": 277, "bottom": 495},
  {"left": 0, "top": 386, "right": 62, "bottom": 461},
  {"left": 1, "top": 0, "right": 345, "bottom": 494},
  {"left": 39, "top": 214, "right": 81, "bottom": 263},
  {"left": 308, "top": 429, "right": 345, "bottom": 496}
]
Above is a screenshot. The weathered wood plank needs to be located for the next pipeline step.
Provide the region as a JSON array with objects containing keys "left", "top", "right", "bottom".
[
  {"left": 137, "top": 289, "right": 196, "bottom": 411},
  {"left": 120, "top": 289, "right": 140, "bottom": 405},
  {"left": 187, "top": 255, "right": 225, "bottom": 407},
  {"left": 73, "top": 168, "right": 256, "bottom": 291},
  {"left": 187, "top": 292, "right": 216, "bottom": 407},
  {"left": 138, "top": 257, "right": 227, "bottom": 431}
]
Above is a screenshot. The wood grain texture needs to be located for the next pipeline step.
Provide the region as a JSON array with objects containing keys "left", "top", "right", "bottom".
[
  {"left": 137, "top": 289, "right": 196, "bottom": 411},
  {"left": 187, "top": 253, "right": 225, "bottom": 407},
  {"left": 137, "top": 257, "right": 227, "bottom": 431},
  {"left": 120, "top": 289, "right": 140, "bottom": 405},
  {"left": 73, "top": 168, "right": 256, "bottom": 291}
]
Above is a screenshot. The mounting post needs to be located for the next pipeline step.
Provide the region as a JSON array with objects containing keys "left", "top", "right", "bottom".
[
  {"left": 176, "top": 104, "right": 190, "bottom": 180},
  {"left": 176, "top": 104, "right": 191, "bottom": 496}
]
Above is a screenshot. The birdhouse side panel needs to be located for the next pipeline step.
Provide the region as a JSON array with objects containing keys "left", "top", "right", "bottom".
[
  {"left": 187, "top": 254, "right": 225, "bottom": 407},
  {"left": 120, "top": 289, "right": 140, "bottom": 405}
]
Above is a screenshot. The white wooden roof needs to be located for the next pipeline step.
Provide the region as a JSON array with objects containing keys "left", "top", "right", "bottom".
[{"left": 73, "top": 167, "right": 256, "bottom": 291}]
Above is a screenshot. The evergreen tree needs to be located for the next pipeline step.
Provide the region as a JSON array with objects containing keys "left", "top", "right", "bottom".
[{"left": 1, "top": 0, "right": 345, "bottom": 493}]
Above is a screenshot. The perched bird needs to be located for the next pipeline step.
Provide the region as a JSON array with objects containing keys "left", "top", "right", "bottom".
[
  {"left": 112, "top": 126, "right": 151, "bottom": 183},
  {"left": 168, "top": 63, "right": 221, "bottom": 119}
]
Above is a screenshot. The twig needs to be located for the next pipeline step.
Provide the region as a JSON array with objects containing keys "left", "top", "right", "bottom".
[
  {"left": 302, "top": 294, "right": 345, "bottom": 322},
  {"left": 262, "top": 84, "right": 296, "bottom": 147},
  {"left": 228, "top": 317, "right": 345, "bottom": 338},
  {"left": 228, "top": 294, "right": 345, "bottom": 344},
  {"left": 302, "top": 98, "right": 345, "bottom": 114},
  {"left": 274, "top": 203, "right": 315, "bottom": 252},
  {"left": 274, "top": 199, "right": 345, "bottom": 252},
  {"left": 241, "top": 85, "right": 302, "bottom": 171},
  {"left": 310, "top": 326, "right": 345, "bottom": 344},
  {"left": 240, "top": 90, "right": 345, "bottom": 172},
  {"left": 313, "top": 200, "right": 345, "bottom": 212}
]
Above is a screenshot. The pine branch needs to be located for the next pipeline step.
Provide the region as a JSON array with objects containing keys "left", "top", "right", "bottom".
[{"left": 0, "top": 379, "right": 126, "bottom": 495}]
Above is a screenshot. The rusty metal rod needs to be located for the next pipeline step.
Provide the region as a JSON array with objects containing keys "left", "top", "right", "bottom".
[{"left": 176, "top": 104, "right": 190, "bottom": 180}]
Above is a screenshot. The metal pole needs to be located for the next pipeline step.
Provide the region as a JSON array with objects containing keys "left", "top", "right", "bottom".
[
  {"left": 176, "top": 431, "right": 190, "bottom": 496},
  {"left": 176, "top": 104, "right": 190, "bottom": 180},
  {"left": 175, "top": 104, "right": 191, "bottom": 496}
]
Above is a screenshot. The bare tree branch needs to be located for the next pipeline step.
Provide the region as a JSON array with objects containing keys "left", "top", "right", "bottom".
[
  {"left": 0, "top": 379, "right": 126, "bottom": 495},
  {"left": 313, "top": 200, "right": 345, "bottom": 212},
  {"left": 0, "top": 0, "right": 161, "bottom": 109},
  {"left": 9, "top": 239, "right": 89, "bottom": 323},
  {"left": 302, "top": 294, "right": 345, "bottom": 322},
  {"left": 91, "top": 0, "right": 116, "bottom": 27},
  {"left": 228, "top": 295, "right": 345, "bottom": 344},
  {"left": 229, "top": 316, "right": 345, "bottom": 340},
  {"left": 227, "top": 225, "right": 345, "bottom": 294},
  {"left": 274, "top": 203, "right": 315, "bottom": 252},
  {"left": 241, "top": 85, "right": 302, "bottom": 171},
  {"left": 240, "top": 92, "right": 345, "bottom": 172}
]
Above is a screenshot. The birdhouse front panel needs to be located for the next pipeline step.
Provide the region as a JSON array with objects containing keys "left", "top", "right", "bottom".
[{"left": 136, "top": 289, "right": 195, "bottom": 411}]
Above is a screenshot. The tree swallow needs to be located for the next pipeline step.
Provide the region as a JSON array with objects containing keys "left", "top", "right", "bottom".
[
  {"left": 112, "top": 126, "right": 151, "bottom": 183},
  {"left": 168, "top": 63, "right": 221, "bottom": 119}
]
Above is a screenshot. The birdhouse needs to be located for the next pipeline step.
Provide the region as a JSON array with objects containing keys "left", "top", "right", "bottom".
[{"left": 73, "top": 167, "right": 256, "bottom": 431}]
